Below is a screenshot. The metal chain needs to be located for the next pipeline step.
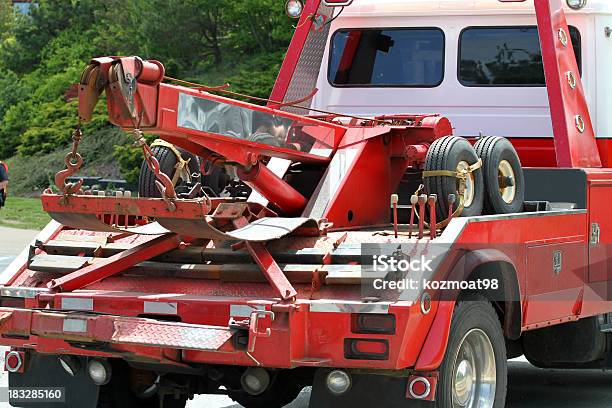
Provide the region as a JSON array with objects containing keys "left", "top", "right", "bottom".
[
  {"left": 131, "top": 129, "right": 178, "bottom": 211},
  {"left": 55, "top": 123, "right": 85, "bottom": 201},
  {"left": 69, "top": 123, "right": 83, "bottom": 161}
]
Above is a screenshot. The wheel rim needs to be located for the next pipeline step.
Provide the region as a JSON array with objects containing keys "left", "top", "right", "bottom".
[
  {"left": 497, "top": 160, "right": 516, "bottom": 204},
  {"left": 451, "top": 329, "right": 496, "bottom": 408},
  {"left": 456, "top": 161, "right": 475, "bottom": 207}
]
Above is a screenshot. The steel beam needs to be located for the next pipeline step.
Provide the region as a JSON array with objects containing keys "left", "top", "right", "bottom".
[
  {"left": 47, "top": 234, "right": 182, "bottom": 292},
  {"left": 246, "top": 242, "right": 298, "bottom": 301},
  {"left": 534, "top": 0, "right": 601, "bottom": 168}
]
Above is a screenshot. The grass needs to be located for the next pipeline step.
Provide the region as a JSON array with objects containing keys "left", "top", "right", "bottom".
[{"left": 0, "top": 197, "right": 50, "bottom": 230}]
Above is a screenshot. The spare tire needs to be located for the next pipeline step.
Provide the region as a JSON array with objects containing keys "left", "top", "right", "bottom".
[
  {"left": 138, "top": 144, "right": 200, "bottom": 198},
  {"left": 474, "top": 136, "right": 525, "bottom": 214},
  {"left": 424, "top": 136, "right": 484, "bottom": 220}
]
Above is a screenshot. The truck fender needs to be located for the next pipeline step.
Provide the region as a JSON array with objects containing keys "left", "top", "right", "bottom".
[{"left": 414, "top": 249, "right": 521, "bottom": 371}]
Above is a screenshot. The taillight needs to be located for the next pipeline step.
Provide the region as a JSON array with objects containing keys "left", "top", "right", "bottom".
[
  {"left": 344, "top": 339, "right": 389, "bottom": 360},
  {"left": 5, "top": 351, "right": 25, "bottom": 373},
  {"left": 408, "top": 377, "right": 432, "bottom": 400},
  {"left": 352, "top": 313, "right": 396, "bottom": 335},
  {"left": 406, "top": 374, "right": 438, "bottom": 401}
]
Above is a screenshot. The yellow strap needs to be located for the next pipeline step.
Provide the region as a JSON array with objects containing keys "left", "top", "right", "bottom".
[
  {"left": 150, "top": 139, "right": 192, "bottom": 185},
  {"left": 422, "top": 169, "right": 459, "bottom": 178},
  {"left": 468, "top": 158, "right": 483, "bottom": 172},
  {"left": 417, "top": 158, "right": 483, "bottom": 230},
  {"left": 422, "top": 159, "right": 482, "bottom": 180}
]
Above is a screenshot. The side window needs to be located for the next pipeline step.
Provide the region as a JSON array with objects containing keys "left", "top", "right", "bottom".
[
  {"left": 459, "top": 26, "right": 581, "bottom": 87},
  {"left": 328, "top": 28, "right": 445, "bottom": 87}
]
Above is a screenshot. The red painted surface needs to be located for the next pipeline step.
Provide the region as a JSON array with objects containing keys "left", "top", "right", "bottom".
[
  {"left": 476, "top": 138, "right": 612, "bottom": 169},
  {"left": 534, "top": 0, "right": 601, "bottom": 168},
  {"left": 245, "top": 242, "right": 298, "bottom": 300},
  {"left": 47, "top": 234, "right": 182, "bottom": 292},
  {"left": 269, "top": 0, "right": 323, "bottom": 105},
  {"left": 2, "top": 0, "right": 612, "bottom": 390},
  {"left": 238, "top": 163, "right": 308, "bottom": 216}
]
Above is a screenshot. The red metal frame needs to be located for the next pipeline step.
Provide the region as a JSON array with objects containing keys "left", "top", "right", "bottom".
[
  {"left": 269, "top": 0, "right": 323, "bottom": 105},
  {"left": 0, "top": 202, "right": 599, "bottom": 371},
  {"left": 246, "top": 242, "right": 298, "bottom": 301},
  {"left": 2, "top": 2, "right": 612, "bottom": 406},
  {"left": 534, "top": 0, "right": 601, "bottom": 168},
  {"left": 47, "top": 234, "right": 182, "bottom": 292}
]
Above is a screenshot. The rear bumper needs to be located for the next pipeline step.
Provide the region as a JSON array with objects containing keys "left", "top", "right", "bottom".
[
  {"left": 0, "top": 295, "right": 435, "bottom": 371},
  {"left": 0, "top": 308, "right": 235, "bottom": 351}
]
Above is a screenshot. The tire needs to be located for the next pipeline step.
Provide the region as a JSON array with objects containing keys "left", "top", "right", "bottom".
[
  {"left": 474, "top": 136, "right": 524, "bottom": 215},
  {"left": 436, "top": 293, "right": 507, "bottom": 408},
  {"left": 424, "top": 136, "right": 484, "bottom": 220},
  {"left": 228, "top": 373, "right": 304, "bottom": 408},
  {"left": 138, "top": 145, "right": 200, "bottom": 198}
]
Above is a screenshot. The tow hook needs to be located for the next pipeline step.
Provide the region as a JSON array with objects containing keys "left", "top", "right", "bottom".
[
  {"left": 248, "top": 310, "right": 275, "bottom": 354},
  {"left": 229, "top": 310, "right": 275, "bottom": 366}
]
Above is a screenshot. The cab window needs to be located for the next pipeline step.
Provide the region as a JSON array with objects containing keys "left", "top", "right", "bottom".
[
  {"left": 328, "top": 28, "right": 445, "bottom": 87},
  {"left": 459, "top": 26, "right": 582, "bottom": 87}
]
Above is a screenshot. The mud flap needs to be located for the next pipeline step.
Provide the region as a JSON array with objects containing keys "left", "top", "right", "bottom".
[
  {"left": 309, "top": 369, "right": 433, "bottom": 408},
  {"left": 9, "top": 353, "right": 98, "bottom": 408}
]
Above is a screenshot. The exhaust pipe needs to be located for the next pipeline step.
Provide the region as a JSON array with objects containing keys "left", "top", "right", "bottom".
[{"left": 241, "top": 368, "right": 271, "bottom": 396}]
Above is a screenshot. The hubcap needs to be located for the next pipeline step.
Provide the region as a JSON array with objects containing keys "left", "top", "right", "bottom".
[
  {"left": 457, "top": 161, "right": 475, "bottom": 207},
  {"left": 497, "top": 160, "right": 516, "bottom": 204},
  {"left": 451, "top": 329, "right": 496, "bottom": 408},
  {"left": 454, "top": 359, "right": 474, "bottom": 406}
]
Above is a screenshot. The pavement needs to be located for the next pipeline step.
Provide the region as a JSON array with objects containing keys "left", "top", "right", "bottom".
[
  {"left": 189, "top": 359, "right": 612, "bottom": 407},
  {"left": 0, "top": 226, "right": 38, "bottom": 274},
  {"left": 0, "top": 356, "right": 612, "bottom": 407},
  {"left": 1, "top": 228, "right": 612, "bottom": 407}
]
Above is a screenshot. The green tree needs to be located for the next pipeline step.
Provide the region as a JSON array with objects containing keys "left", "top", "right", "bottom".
[
  {"left": 226, "top": 0, "right": 294, "bottom": 53},
  {"left": 0, "top": 0, "right": 14, "bottom": 42},
  {"left": 0, "top": 0, "right": 295, "bottom": 189}
]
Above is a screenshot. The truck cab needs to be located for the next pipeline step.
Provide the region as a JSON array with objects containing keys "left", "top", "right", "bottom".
[{"left": 306, "top": 0, "right": 612, "bottom": 166}]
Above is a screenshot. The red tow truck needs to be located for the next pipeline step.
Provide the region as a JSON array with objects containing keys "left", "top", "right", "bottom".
[{"left": 1, "top": 0, "right": 611, "bottom": 407}]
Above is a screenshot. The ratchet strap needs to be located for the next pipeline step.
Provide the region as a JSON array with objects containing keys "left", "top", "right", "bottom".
[
  {"left": 418, "top": 158, "right": 482, "bottom": 229},
  {"left": 150, "top": 139, "right": 193, "bottom": 185},
  {"left": 421, "top": 159, "right": 482, "bottom": 180}
]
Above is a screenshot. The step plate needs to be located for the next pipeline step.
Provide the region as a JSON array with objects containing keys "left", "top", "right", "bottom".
[{"left": 111, "top": 320, "right": 236, "bottom": 351}]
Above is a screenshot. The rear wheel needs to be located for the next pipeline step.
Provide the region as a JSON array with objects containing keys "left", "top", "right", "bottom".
[
  {"left": 474, "top": 136, "right": 524, "bottom": 215},
  {"left": 424, "top": 136, "right": 484, "bottom": 220},
  {"left": 436, "top": 294, "right": 507, "bottom": 408}
]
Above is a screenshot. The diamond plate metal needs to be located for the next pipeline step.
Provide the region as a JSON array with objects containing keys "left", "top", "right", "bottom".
[
  {"left": 111, "top": 319, "right": 235, "bottom": 351},
  {"left": 282, "top": 4, "right": 333, "bottom": 114}
]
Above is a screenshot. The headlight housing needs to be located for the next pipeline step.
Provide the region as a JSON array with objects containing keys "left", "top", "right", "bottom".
[
  {"left": 285, "top": 0, "right": 304, "bottom": 19},
  {"left": 567, "top": 0, "right": 587, "bottom": 10}
]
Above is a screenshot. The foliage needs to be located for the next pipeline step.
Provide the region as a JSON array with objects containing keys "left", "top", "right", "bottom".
[
  {"left": 113, "top": 133, "right": 156, "bottom": 184},
  {"left": 6, "top": 127, "right": 132, "bottom": 196},
  {"left": 0, "top": 0, "right": 293, "bottom": 194}
]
